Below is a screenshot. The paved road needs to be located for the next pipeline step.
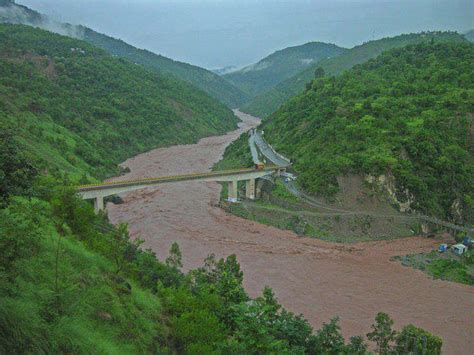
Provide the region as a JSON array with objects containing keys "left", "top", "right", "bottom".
[
  {"left": 248, "top": 133, "right": 261, "bottom": 165},
  {"left": 252, "top": 131, "right": 291, "bottom": 167}
]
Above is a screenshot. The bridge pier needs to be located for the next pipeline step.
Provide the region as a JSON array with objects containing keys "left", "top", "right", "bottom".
[
  {"left": 79, "top": 167, "right": 279, "bottom": 208},
  {"left": 245, "top": 179, "right": 256, "bottom": 200},
  {"left": 228, "top": 180, "right": 238, "bottom": 202},
  {"left": 94, "top": 196, "right": 104, "bottom": 213}
]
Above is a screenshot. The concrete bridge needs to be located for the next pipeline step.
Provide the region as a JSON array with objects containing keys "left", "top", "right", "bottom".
[{"left": 77, "top": 166, "right": 285, "bottom": 212}]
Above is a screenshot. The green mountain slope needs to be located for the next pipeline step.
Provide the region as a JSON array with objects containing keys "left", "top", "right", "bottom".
[
  {"left": 0, "top": 24, "right": 237, "bottom": 180},
  {"left": 82, "top": 28, "right": 248, "bottom": 108},
  {"left": 261, "top": 42, "right": 474, "bottom": 223},
  {"left": 0, "top": 85, "right": 445, "bottom": 355},
  {"left": 243, "top": 32, "right": 467, "bottom": 118},
  {"left": 0, "top": 1, "right": 247, "bottom": 107},
  {"left": 223, "top": 42, "right": 346, "bottom": 97}
]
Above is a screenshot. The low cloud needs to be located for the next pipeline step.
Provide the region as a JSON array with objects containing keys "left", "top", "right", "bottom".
[{"left": 0, "top": 3, "right": 84, "bottom": 39}]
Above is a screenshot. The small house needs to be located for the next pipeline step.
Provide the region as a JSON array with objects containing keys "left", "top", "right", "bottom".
[{"left": 452, "top": 244, "right": 467, "bottom": 255}]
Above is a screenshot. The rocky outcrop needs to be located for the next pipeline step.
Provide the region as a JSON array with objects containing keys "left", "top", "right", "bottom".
[{"left": 365, "top": 172, "right": 414, "bottom": 213}]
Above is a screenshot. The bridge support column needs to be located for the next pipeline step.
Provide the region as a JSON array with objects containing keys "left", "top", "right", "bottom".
[
  {"left": 94, "top": 196, "right": 104, "bottom": 213},
  {"left": 255, "top": 179, "right": 264, "bottom": 199},
  {"left": 245, "top": 179, "right": 255, "bottom": 200},
  {"left": 228, "top": 180, "right": 238, "bottom": 202}
]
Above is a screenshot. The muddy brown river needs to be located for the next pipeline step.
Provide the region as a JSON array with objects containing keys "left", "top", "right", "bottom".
[{"left": 108, "top": 110, "right": 473, "bottom": 354}]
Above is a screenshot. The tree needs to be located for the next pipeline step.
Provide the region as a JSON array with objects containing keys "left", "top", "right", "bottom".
[
  {"left": 395, "top": 324, "right": 442, "bottom": 355},
  {"left": 367, "top": 312, "right": 397, "bottom": 354},
  {"left": 310, "top": 317, "right": 346, "bottom": 354},
  {"left": 166, "top": 242, "right": 183, "bottom": 269},
  {"left": 189, "top": 254, "right": 248, "bottom": 328},
  {"left": 0, "top": 127, "right": 37, "bottom": 205},
  {"left": 0, "top": 197, "right": 47, "bottom": 270},
  {"left": 315, "top": 67, "right": 325, "bottom": 79},
  {"left": 346, "top": 335, "right": 368, "bottom": 354}
]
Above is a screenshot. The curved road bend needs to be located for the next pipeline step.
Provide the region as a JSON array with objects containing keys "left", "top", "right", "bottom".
[{"left": 107, "top": 110, "right": 474, "bottom": 355}]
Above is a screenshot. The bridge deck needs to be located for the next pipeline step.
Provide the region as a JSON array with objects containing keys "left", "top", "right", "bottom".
[{"left": 77, "top": 166, "right": 280, "bottom": 192}]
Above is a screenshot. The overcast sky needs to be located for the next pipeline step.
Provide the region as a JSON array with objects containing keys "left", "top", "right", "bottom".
[{"left": 17, "top": 0, "right": 474, "bottom": 69}]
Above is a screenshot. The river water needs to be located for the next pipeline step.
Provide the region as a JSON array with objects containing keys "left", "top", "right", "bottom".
[{"left": 107, "top": 110, "right": 473, "bottom": 354}]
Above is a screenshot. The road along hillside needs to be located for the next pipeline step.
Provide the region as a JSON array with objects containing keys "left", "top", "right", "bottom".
[{"left": 106, "top": 110, "right": 474, "bottom": 354}]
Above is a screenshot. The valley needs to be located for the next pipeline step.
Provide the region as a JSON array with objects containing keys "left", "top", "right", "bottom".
[
  {"left": 106, "top": 110, "right": 474, "bottom": 355},
  {"left": 1, "top": 1, "right": 473, "bottom": 353}
]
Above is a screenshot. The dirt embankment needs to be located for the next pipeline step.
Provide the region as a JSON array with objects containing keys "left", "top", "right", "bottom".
[{"left": 107, "top": 110, "right": 474, "bottom": 355}]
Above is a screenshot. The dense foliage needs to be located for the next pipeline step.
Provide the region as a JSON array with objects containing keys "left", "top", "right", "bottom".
[
  {"left": 243, "top": 31, "right": 467, "bottom": 117},
  {"left": 0, "top": 24, "right": 237, "bottom": 180},
  {"left": 0, "top": 20, "right": 446, "bottom": 355},
  {"left": 0, "top": 126, "right": 37, "bottom": 205},
  {"left": 213, "top": 132, "right": 253, "bottom": 171},
  {"left": 261, "top": 42, "right": 474, "bottom": 223},
  {"left": 0, "top": 1, "right": 247, "bottom": 108},
  {"left": 223, "top": 42, "right": 346, "bottom": 97},
  {"left": 82, "top": 28, "right": 248, "bottom": 108},
  {"left": 0, "top": 175, "right": 443, "bottom": 353}
]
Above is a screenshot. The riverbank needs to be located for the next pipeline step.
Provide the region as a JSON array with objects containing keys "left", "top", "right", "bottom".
[{"left": 106, "top": 110, "right": 474, "bottom": 354}]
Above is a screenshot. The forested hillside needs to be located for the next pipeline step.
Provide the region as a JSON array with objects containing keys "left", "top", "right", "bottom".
[
  {"left": 223, "top": 42, "right": 346, "bottom": 97},
  {"left": 260, "top": 42, "right": 474, "bottom": 223},
  {"left": 0, "top": 1, "right": 247, "bottom": 107},
  {"left": 0, "top": 164, "right": 442, "bottom": 353},
  {"left": 243, "top": 32, "right": 467, "bottom": 117},
  {"left": 0, "top": 24, "right": 237, "bottom": 180},
  {"left": 1, "top": 96, "right": 444, "bottom": 355},
  {"left": 82, "top": 28, "right": 248, "bottom": 108}
]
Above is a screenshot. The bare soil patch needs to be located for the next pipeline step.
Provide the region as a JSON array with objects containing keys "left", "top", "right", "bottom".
[{"left": 107, "top": 110, "right": 474, "bottom": 354}]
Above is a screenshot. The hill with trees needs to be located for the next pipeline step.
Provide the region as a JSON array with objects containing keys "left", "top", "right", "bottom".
[
  {"left": 242, "top": 32, "right": 467, "bottom": 118},
  {"left": 0, "top": 75, "right": 444, "bottom": 354},
  {"left": 0, "top": 1, "right": 247, "bottom": 107},
  {"left": 223, "top": 41, "right": 346, "bottom": 97},
  {"left": 259, "top": 42, "right": 474, "bottom": 224},
  {"left": 0, "top": 24, "right": 238, "bottom": 180}
]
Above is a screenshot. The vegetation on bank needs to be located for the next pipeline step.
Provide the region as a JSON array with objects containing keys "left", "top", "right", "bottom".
[
  {"left": 261, "top": 42, "right": 474, "bottom": 224},
  {"left": 0, "top": 24, "right": 238, "bottom": 180},
  {"left": 395, "top": 249, "right": 474, "bottom": 285},
  {"left": 1, "top": 132, "right": 444, "bottom": 354},
  {"left": 213, "top": 133, "right": 253, "bottom": 172},
  {"left": 242, "top": 31, "right": 468, "bottom": 118}
]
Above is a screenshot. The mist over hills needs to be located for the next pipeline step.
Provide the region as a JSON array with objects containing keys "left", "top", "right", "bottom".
[{"left": 0, "top": 0, "right": 248, "bottom": 107}]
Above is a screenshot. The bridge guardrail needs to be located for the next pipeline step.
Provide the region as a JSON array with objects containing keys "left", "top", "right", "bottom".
[{"left": 77, "top": 165, "right": 280, "bottom": 191}]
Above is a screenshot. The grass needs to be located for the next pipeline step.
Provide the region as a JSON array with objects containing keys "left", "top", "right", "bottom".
[
  {"left": 7, "top": 112, "right": 99, "bottom": 183},
  {"left": 272, "top": 179, "right": 299, "bottom": 203},
  {"left": 396, "top": 251, "right": 474, "bottom": 285},
  {"left": 427, "top": 259, "right": 473, "bottom": 285},
  {"left": 213, "top": 133, "right": 253, "bottom": 172},
  {"left": 1, "top": 205, "right": 166, "bottom": 354}
]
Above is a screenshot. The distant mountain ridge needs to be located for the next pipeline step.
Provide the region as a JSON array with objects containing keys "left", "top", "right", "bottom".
[
  {"left": 242, "top": 31, "right": 468, "bottom": 118},
  {"left": 223, "top": 42, "right": 346, "bottom": 97},
  {"left": 0, "top": 1, "right": 248, "bottom": 107}
]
